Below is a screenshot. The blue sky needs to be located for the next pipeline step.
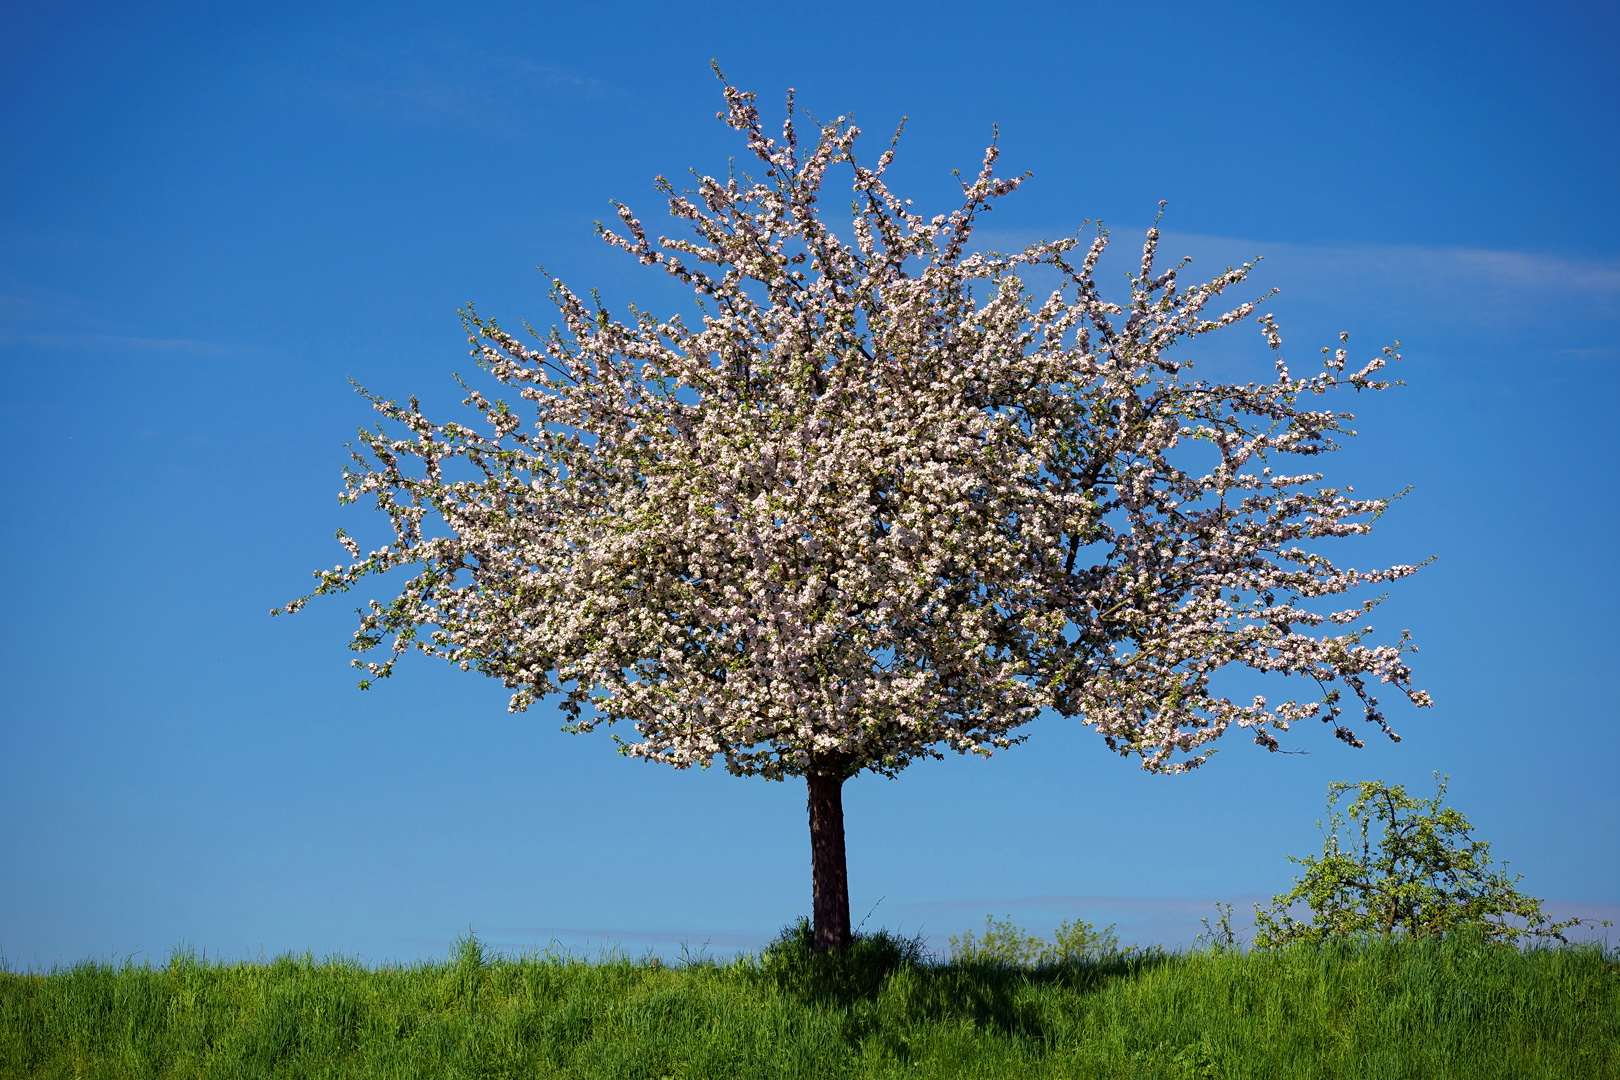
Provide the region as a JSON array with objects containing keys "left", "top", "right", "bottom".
[{"left": 3, "top": 0, "right": 1616, "bottom": 968}]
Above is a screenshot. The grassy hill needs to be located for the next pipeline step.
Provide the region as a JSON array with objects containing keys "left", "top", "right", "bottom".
[{"left": 3, "top": 928, "right": 1615, "bottom": 1078}]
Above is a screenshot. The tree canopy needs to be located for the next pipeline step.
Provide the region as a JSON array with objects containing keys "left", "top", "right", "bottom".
[{"left": 278, "top": 75, "right": 1431, "bottom": 949}]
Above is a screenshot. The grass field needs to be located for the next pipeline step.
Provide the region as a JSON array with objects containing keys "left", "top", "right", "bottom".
[{"left": 2, "top": 926, "right": 1615, "bottom": 1078}]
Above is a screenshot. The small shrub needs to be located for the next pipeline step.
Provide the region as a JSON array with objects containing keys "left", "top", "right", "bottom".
[
  {"left": 949, "top": 914, "right": 1124, "bottom": 967},
  {"left": 1253, "top": 775, "right": 1609, "bottom": 947}
]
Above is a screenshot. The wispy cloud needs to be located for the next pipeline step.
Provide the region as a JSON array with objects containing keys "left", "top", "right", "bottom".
[
  {"left": 1543, "top": 899, "right": 1620, "bottom": 928},
  {"left": 1229, "top": 236, "right": 1620, "bottom": 328},
  {"left": 480, "top": 924, "right": 767, "bottom": 955},
  {"left": 975, "top": 227, "right": 1620, "bottom": 337},
  {"left": 279, "top": 38, "right": 620, "bottom": 137},
  {"left": 0, "top": 282, "right": 235, "bottom": 359},
  {"left": 887, "top": 894, "right": 1619, "bottom": 948},
  {"left": 890, "top": 893, "right": 1266, "bottom": 916},
  {"left": 886, "top": 893, "right": 1259, "bottom": 944},
  {"left": 0, "top": 328, "right": 230, "bottom": 355}
]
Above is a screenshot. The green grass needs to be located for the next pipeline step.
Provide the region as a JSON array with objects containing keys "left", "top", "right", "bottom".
[{"left": 2, "top": 927, "right": 1615, "bottom": 1079}]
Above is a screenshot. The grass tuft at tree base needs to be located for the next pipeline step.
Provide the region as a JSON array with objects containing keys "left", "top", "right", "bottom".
[{"left": 2, "top": 927, "right": 1615, "bottom": 1079}]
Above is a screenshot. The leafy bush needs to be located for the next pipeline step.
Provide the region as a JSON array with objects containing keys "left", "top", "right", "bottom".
[{"left": 1253, "top": 775, "right": 1608, "bottom": 947}]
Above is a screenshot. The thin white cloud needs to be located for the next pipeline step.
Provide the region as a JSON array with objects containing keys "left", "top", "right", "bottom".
[
  {"left": 0, "top": 329, "right": 230, "bottom": 355},
  {"left": 889, "top": 894, "right": 1619, "bottom": 948},
  {"left": 285, "top": 39, "right": 620, "bottom": 136},
  {"left": 1233, "top": 236, "right": 1620, "bottom": 327},
  {"left": 974, "top": 227, "right": 1620, "bottom": 335},
  {"left": 1543, "top": 899, "right": 1620, "bottom": 926},
  {"left": 889, "top": 893, "right": 1267, "bottom": 917},
  {"left": 0, "top": 282, "right": 237, "bottom": 358},
  {"left": 480, "top": 924, "right": 765, "bottom": 952}
]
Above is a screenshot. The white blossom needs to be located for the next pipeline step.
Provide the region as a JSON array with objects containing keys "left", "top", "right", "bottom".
[{"left": 276, "top": 80, "right": 1429, "bottom": 781}]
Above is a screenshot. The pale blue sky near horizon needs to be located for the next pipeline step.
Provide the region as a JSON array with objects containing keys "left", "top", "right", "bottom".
[{"left": 2, "top": 0, "right": 1617, "bottom": 969}]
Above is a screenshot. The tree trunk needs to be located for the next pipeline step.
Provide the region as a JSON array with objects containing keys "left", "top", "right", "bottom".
[{"left": 806, "top": 770, "right": 852, "bottom": 952}]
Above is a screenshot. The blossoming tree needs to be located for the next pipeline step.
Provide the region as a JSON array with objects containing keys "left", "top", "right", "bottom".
[{"left": 278, "top": 78, "right": 1430, "bottom": 952}]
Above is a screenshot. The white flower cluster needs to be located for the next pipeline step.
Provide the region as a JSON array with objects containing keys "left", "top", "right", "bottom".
[{"left": 277, "top": 82, "right": 1429, "bottom": 780}]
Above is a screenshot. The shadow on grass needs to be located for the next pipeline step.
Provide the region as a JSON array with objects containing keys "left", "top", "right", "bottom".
[{"left": 756, "top": 917, "right": 1177, "bottom": 1047}]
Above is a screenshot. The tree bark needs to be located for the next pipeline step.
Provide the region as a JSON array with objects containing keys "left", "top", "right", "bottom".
[{"left": 806, "top": 770, "right": 852, "bottom": 952}]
